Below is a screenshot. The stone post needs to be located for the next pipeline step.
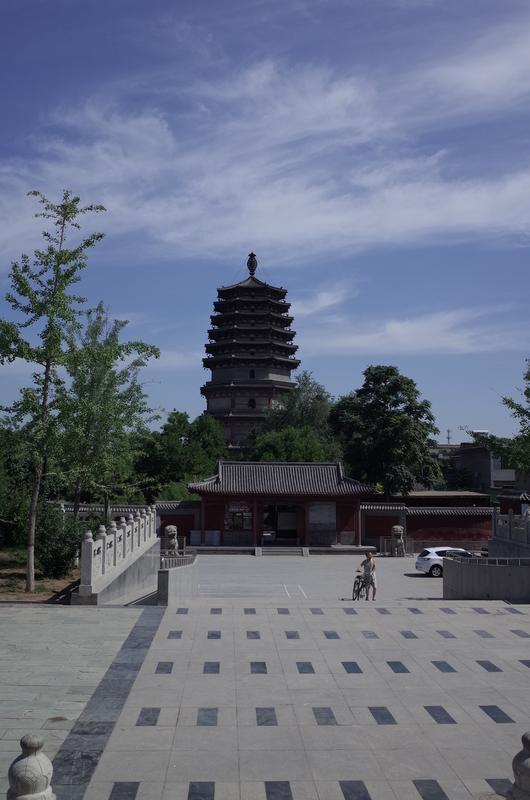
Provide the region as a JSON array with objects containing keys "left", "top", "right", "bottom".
[
  {"left": 79, "top": 531, "right": 95, "bottom": 596},
  {"left": 506, "top": 731, "right": 530, "bottom": 799},
  {"left": 134, "top": 510, "right": 142, "bottom": 547},
  {"left": 127, "top": 513, "right": 135, "bottom": 554},
  {"left": 108, "top": 520, "right": 118, "bottom": 568},
  {"left": 7, "top": 733, "right": 56, "bottom": 800},
  {"left": 96, "top": 525, "right": 107, "bottom": 574},
  {"left": 118, "top": 516, "right": 126, "bottom": 561},
  {"left": 141, "top": 509, "right": 147, "bottom": 543}
]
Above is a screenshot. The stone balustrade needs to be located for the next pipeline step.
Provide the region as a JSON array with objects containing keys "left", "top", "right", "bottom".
[
  {"left": 491, "top": 508, "right": 530, "bottom": 557},
  {"left": 78, "top": 506, "right": 157, "bottom": 598}
]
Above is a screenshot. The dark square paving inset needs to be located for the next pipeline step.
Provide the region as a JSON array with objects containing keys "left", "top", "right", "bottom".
[
  {"left": 477, "top": 660, "right": 502, "bottom": 673},
  {"left": 310, "top": 608, "right": 324, "bottom": 614},
  {"left": 203, "top": 662, "right": 220, "bottom": 674},
  {"left": 313, "top": 707, "right": 337, "bottom": 725},
  {"left": 155, "top": 662, "right": 173, "bottom": 674},
  {"left": 285, "top": 631, "right": 300, "bottom": 639},
  {"left": 257, "top": 707, "right": 278, "bottom": 726},
  {"left": 343, "top": 608, "right": 357, "bottom": 615},
  {"left": 408, "top": 608, "right": 423, "bottom": 614},
  {"left": 506, "top": 608, "right": 523, "bottom": 614},
  {"left": 369, "top": 706, "right": 396, "bottom": 725},
  {"left": 520, "top": 660, "right": 530, "bottom": 669},
  {"left": 251, "top": 661, "right": 267, "bottom": 674},
  {"left": 400, "top": 631, "right": 418, "bottom": 639},
  {"left": 207, "top": 631, "right": 221, "bottom": 639},
  {"left": 188, "top": 782, "right": 215, "bottom": 800},
  {"left": 277, "top": 608, "right": 290, "bottom": 615},
  {"left": 413, "top": 779, "right": 449, "bottom": 799},
  {"left": 197, "top": 708, "right": 218, "bottom": 726},
  {"left": 109, "top": 782, "right": 140, "bottom": 800},
  {"left": 474, "top": 630, "right": 494, "bottom": 638},
  {"left": 362, "top": 631, "right": 379, "bottom": 639},
  {"left": 512, "top": 630, "right": 530, "bottom": 638},
  {"left": 342, "top": 661, "right": 362, "bottom": 674},
  {"left": 167, "top": 631, "right": 182, "bottom": 639},
  {"left": 244, "top": 608, "right": 256, "bottom": 615},
  {"left": 297, "top": 661, "right": 315, "bottom": 674},
  {"left": 424, "top": 706, "right": 456, "bottom": 725},
  {"left": 473, "top": 607, "right": 489, "bottom": 614},
  {"left": 480, "top": 705, "right": 515, "bottom": 723},
  {"left": 437, "top": 631, "right": 456, "bottom": 639},
  {"left": 324, "top": 631, "right": 340, "bottom": 639},
  {"left": 339, "top": 781, "right": 371, "bottom": 800},
  {"left": 387, "top": 661, "right": 409, "bottom": 674},
  {"left": 136, "top": 708, "right": 160, "bottom": 726},
  {"left": 376, "top": 608, "right": 390, "bottom": 615},
  {"left": 210, "top": 608, "right": 222, "bottom": 615},
  {"left": 247, "top": 631, "right": 260, "bottom": 639},
  {"left": 440, "top": 608, "right": 456, "bottom": 615},
  {"left": 176, "top": 608, "right": 189, "bottom": 614},
  {"left": 432, "top": 661, "right": 456, "bottom": 674},
  {"left": 486, "top": 779, "right": 514, "bottom": 794},
  {"left": 265, "top": 782, "right": 293, "bottom": 800}
]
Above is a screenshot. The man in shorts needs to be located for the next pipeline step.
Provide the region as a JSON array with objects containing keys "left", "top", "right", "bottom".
[{"left": 356, "top": 551, "right": 377, "bottom": 601}]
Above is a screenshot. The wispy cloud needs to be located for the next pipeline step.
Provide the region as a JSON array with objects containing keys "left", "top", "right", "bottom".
[
  {"left": 1, "top": 15, "right": 530, "bottom": 268},
  {"left": 300, "top": 309, "right": 526, "bottom": 355}
]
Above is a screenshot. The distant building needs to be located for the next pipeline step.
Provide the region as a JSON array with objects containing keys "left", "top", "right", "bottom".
[
  {"left": 201, "top": 253, "right": 300, "bottom": 450},
  {"left": 431, "top": 439, "right": 516, "bottom": 498}
]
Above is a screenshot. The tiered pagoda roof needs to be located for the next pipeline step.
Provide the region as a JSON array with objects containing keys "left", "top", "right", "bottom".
[{"left": 202, "top": 254, "right": 300, "bottom": 374}]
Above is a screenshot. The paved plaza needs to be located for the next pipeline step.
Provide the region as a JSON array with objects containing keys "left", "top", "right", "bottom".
[{"left": 1, "top": 555, "right": 530, "bottom": 800}]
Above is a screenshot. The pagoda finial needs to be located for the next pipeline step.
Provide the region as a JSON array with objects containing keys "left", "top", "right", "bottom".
[{"left": 247, "top": 252, "right": 257, "bottom": 276}]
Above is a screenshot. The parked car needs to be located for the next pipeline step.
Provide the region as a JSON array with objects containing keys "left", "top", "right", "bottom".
[{"left": 415, "top": 547, "right": 475, "bottom": 577}]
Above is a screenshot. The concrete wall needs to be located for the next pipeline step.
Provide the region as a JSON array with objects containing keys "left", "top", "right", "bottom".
[
  {"left": 443, "top": 557, "right": 530, "bottom": 602},
  {"left": 72, "top": 538, "right": 161, "bottom": 605},
  {"left": 158, "top": 559, "right": 198, "bottom": 606}
]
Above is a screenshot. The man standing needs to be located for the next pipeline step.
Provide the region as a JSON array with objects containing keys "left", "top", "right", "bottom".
[{"left": 356, "top": 551, "right": 377, "bottom": 601}]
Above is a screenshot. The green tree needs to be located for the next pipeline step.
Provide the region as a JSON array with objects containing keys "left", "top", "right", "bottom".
[
  {"left": 0, "top": 423, "right": 33, "bottom": 546},
  {"left": 246, "top": 371, "right": 340, "bottom": 460},
  {"left": 0, "top": 190, "right": 105, "bottom": 591},
  {"left": 250, "top": 425, "right": 326, "bottom": 462},
  {"left": 58, "top": 302, "right": 160, "bottom": 522},
  {"left": 330, "top": 365, "right": 440, "bottom": 498},
  {"left": 469, "top": 359, "right": 530, "bottom": 478}
]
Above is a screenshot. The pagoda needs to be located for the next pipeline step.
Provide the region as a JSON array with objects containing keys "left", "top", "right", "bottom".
[{"left": 201, "top": 253, "right": 300, "bottom": 449}]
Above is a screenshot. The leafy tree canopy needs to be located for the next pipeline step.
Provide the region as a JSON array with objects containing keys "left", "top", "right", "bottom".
[
  {"left": 469, "top": 358, "right": 530, "bottom": 478},
  {"left": 249, "top": 426, "right": 326, "bottom": 462},
  {"left": 246, "top": 370, "right": 340, "bottom": 460},
  {"left": 329, "top": 365, "right": 440, "bottom": 498}
]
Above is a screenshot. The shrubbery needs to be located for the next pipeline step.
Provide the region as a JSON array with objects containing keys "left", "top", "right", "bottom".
[{"left": 34, "top": 504, "right": 85, "bottom": 579}]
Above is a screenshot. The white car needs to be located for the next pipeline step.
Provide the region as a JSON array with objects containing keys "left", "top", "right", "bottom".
[{"left": 415, "top": 547, "right": 475, "bottom": 577}]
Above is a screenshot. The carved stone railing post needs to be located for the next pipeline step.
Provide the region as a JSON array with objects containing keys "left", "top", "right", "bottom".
[
  {"left": 118, "top": 516, "right": 126, "bottom": 562},
  {"left": 108, "top": 520, "right": 118, "bottom": 568},
  {"left": 141, "top": 509, "right": 147, "bottom": 543},
  {"left": 127, "top": 513, "right": 134, "bottom": 554},
  {"left": 134, "top": 510, "right": 142, "bottom": 548},
  {"left": 507, "top": 731, "right": 530, "bottom": 799},
  {"left": 79, "top": 531, "right": 95, "bottom": 595},
  {"left": 7, "top": 733, "right": 56, "bottom": 800},
  {"left": 96, "top": 525, "right": 107, "bottom": 575}
]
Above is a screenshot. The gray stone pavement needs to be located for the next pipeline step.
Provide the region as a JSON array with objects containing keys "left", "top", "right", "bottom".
[{"left": 1, "top": 556, "right": 529, "bottom": 800}]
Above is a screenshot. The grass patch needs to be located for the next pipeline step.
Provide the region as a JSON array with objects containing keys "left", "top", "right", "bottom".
[{"left": 0, "top": 546, "right": 80, "bottom": 600}]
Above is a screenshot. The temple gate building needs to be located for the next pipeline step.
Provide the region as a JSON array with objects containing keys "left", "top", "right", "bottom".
[{"left": 201, "top": 253, "right": 300, "bottom": 449}]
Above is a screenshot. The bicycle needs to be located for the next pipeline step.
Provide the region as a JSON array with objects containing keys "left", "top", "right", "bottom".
[{"left": 352, "top": 574, "right": 369, "bottom": 601}]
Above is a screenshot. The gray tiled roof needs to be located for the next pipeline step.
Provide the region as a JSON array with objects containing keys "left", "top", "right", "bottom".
[
  {"left": 187, "top": 461, "right": 375, "bottom": 498},
  {"left": 406, "top": 506, "right": 493, "bottom": 516}
]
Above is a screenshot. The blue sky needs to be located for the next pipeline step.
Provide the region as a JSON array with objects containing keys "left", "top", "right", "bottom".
[{"left": 1, "top": 0, "right": 530, "bottom": 442}]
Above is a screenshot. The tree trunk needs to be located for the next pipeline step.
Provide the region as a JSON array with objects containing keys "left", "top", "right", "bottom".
[
  {"left": 73, "top": 477, "right": 83, "bottom": 523},
  {"left": 26, "top": 462, "right": 42, "bottom": 592},
  {"left": 104, "top": 488, "right": 110, "bottom": 526}
]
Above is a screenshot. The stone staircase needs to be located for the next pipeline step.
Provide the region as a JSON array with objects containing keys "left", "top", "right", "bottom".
[{"left": 255, "top": 547, "right": 309, "bottom": 556}]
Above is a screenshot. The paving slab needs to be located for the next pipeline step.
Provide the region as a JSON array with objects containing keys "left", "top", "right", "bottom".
[{"left": 1, "top": 556, "right": 528, "bottom": 799}]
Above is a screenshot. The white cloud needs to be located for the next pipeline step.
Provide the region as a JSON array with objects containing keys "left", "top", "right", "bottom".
[
  {"left": 2, "top": 16, "right": 530, "bottom": 268},
  {"left": 154, "top": 349, "right": 203, "bottom": 370},
  {"left": 299, "top": 309, "right": 526, "bottom": 355}
]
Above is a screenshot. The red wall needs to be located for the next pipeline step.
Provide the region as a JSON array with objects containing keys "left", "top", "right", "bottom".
[
  {"left": 406, "top": 514, "right": 491, "bottom": 542},
  {"left": 160, "top": 514, "right": 196, "bottom": 540}
]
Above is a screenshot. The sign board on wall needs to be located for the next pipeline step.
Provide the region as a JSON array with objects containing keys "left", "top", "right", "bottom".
[{"left": 227, "top": 502, "right": 251, "bottom": 513}]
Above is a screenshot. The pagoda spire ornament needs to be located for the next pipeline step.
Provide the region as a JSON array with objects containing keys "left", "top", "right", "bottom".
[{"left": 247, "top": 252, "right": 257, "bottom": 276}]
